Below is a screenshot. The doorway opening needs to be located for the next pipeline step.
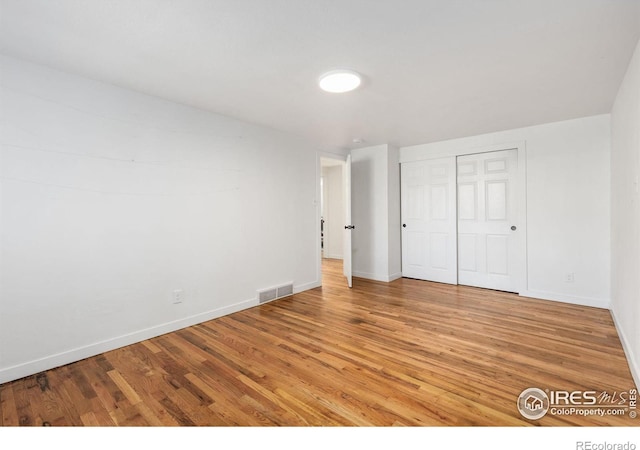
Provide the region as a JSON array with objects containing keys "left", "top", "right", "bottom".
[{"left": 319, "top": 155, "right": 351, "bottom": 288}]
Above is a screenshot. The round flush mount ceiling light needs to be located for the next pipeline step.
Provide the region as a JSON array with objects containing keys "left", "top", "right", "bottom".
[{"left": 318, "top": 69, "right": 362, "bottom": 93}]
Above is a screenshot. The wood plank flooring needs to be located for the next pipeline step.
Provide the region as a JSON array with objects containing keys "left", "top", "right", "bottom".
[{"left": 0, "top": 258, "right": 637, "bottom": 426}]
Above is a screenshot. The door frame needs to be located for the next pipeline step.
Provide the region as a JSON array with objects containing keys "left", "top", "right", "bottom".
[
  {"left": 400, "top": 141, "right": 528, "bottom": 294},
  {"left": 317, "top": 151, "right": 349, "bottom": 287}
]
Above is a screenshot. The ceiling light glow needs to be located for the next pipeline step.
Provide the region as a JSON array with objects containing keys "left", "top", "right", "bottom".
[{"left": 319, "top": 70, "right": 362, "bottom": 93}]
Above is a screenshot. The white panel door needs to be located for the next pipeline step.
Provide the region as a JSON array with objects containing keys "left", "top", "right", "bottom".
[
  {"left": 457, "top": 149, "right": 518, "bottom": 292},
  {"left": 401, "top": 157, "right": 457, "bottom": 284},
  {"left": 343, "top": 155, "right": 353, "bottom": 288}
]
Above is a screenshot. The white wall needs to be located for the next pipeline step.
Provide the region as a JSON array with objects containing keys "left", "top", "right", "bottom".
[
  {"left": 321, "top": 165, "right": 344, "bottom": 259},
  {"left": 351, "top": 144, "right": 401, "bottom": 282},
  {"left": 611, "top": 38, "right": 640, "bottom": 388},
  {"left": 0, "top": 55, "right": 326, "bottom": 383},
  {"left": 401, "top": 114, "right": 611, "bottom": 308}
]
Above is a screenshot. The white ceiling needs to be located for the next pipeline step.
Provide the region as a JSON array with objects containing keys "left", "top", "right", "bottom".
[{"left": 1, "top": 0, "right": 639, "bottom": 150}]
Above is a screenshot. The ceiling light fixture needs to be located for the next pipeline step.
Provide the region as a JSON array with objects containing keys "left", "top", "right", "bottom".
[{"left": 318, "top": 69, "right": 362, "bottom": 93}]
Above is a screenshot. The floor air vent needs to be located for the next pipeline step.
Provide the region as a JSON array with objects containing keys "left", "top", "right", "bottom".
[
  {"left": 258, "top": 283, "right": 294, "bottom": 304},
  {"left": 258, "top": 288, "right": 278, "bottom": 304},
  {"left": 277, "top": 284, "right": 293, "bottom": 298}
]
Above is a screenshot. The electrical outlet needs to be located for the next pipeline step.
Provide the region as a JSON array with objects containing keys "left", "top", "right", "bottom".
[
  {"left": 564, "top": 273, "right": 575, "bottom": 283},
  {"left": 172, "top": 289, "right": 184, "bottom": 304}
]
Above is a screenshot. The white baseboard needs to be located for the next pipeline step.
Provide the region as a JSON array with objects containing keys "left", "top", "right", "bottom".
[
  {"left": 611, "top": 308, "right": 640, "bottom": 390},
  {"left": 353, "top": 271, "right": 401, "bottom": 283},
  {"left": 294, "top": 280, "right": 322, "bottom": 293},
  {"left": 0, "top": 297, "right": 258, "bottom": 385},
  {"left": 388, "top": 272, "right": 402, "bottom": 282},
  {"left": 519, "top": 290, "right": 610, "bottom": 309},
  {"left": 323, "top": 253, "right": 343, "bottom": 260},
  {"left": 0, "top": 279, "right": 323, "bottom": 385}
]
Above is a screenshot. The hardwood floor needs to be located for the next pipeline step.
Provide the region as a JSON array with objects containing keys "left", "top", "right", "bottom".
[{"left": 0, "top": 258, "right": 637, "bottom": 426}]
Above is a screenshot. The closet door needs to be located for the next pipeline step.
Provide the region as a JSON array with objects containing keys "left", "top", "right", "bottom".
[
  {"left": 457, "top": 150, "right": 519, "bottom": 292},
  {"left": 401, "top": 157, "right": 457, "bottom": 284}
]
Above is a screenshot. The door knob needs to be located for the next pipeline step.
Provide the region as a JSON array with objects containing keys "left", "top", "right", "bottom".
[
  {"left": 345, "top": 225, "right": 355, "bottom": 230},
  {"left": 511, "top": 225, "right": 517, "bottom": 231},
  {"left": 402, "top": 224, "right": 407, "bottom": 228}
]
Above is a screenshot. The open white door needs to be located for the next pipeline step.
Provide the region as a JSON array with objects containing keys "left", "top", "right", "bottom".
[{"left": 343, "top": 155, "right": 353, "bottom": 288}]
